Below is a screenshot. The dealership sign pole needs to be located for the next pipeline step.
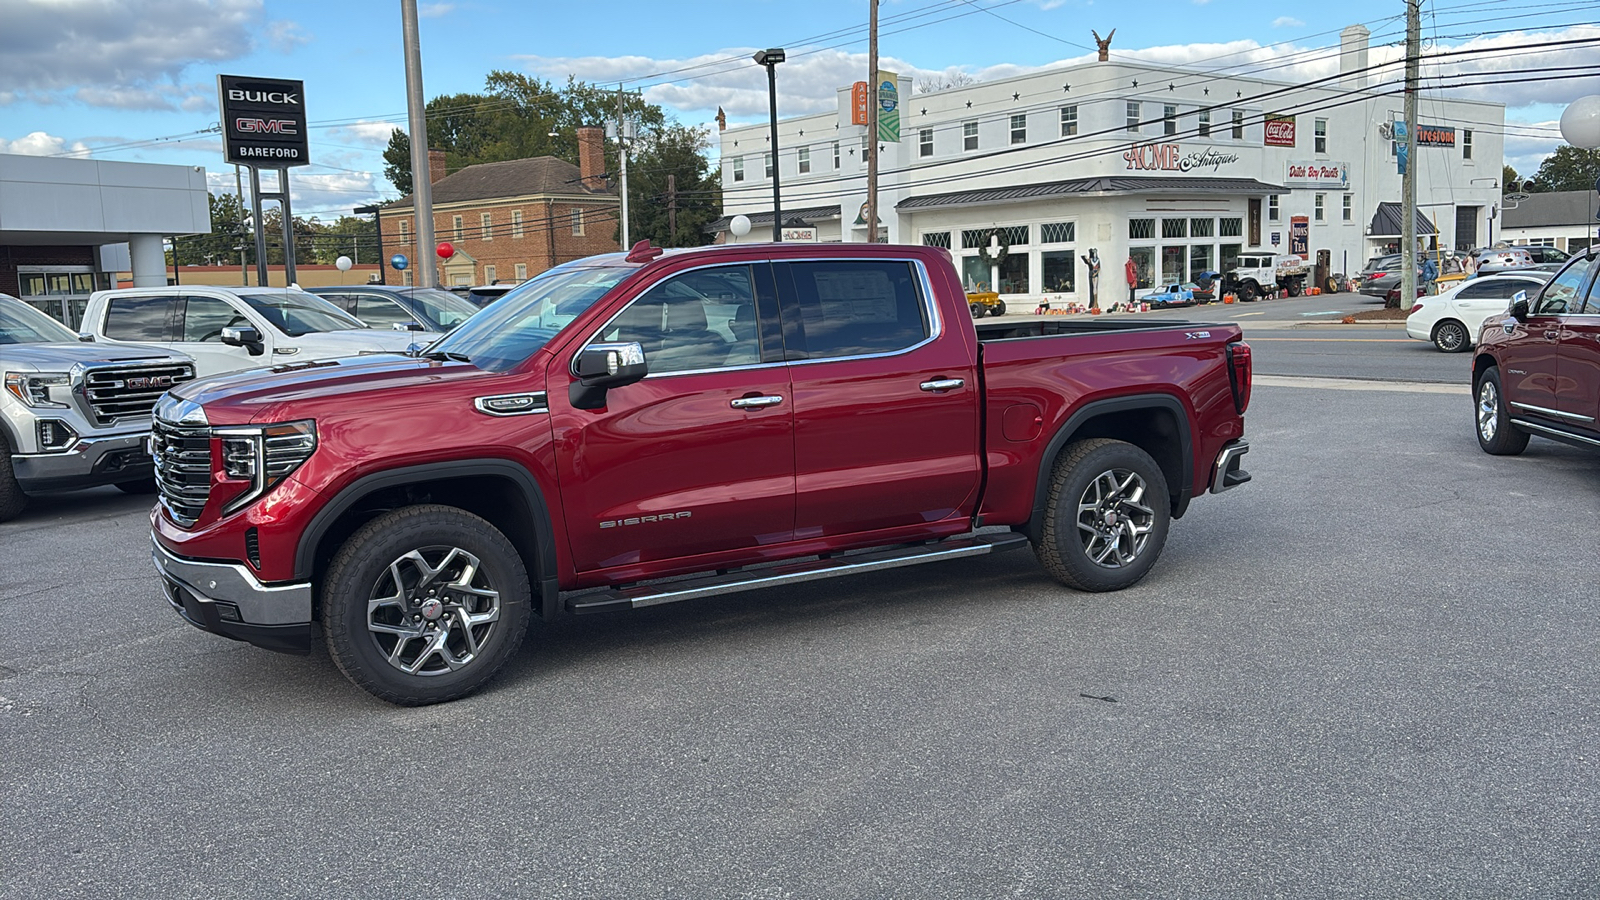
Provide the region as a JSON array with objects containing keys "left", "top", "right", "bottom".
[{"left": 218, "top": 75, "right": 310, "bottom": 287}]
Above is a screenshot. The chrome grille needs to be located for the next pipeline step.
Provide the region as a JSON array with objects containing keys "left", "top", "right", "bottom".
[
  {"left": 151, "top": 419, "right": 212, "bottom": 526},
  {"left": 84, "top": 363, "right": 197, "bottom": 426}
]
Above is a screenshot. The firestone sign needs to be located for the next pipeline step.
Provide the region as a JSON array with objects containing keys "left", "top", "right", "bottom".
[{"left": 218, "top": 74, "right": 310, "bottom": 167}]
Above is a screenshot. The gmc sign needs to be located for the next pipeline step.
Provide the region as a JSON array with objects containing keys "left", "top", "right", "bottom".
[{"left": 218, "top": 74, "right": 310, "bottom": 167}]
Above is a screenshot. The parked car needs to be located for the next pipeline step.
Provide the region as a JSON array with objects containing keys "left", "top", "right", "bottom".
[
  {"left": 1473, "top": 246, "right": 1598, "bottom": 455},
  {"left": 83, "top": 285, "right": 429, "bottom": 379},
  {"left": 1357, "top": 255, "right": 1403, "bottom": 298},
  {"left": 1404, "top": 272, "right": 1552, "bottom": 352},
  {"left": 451, "top": 283, "right": 521, "bottom": 308},
  {"left": 307, "top": 285, "right": 480, "bottom": 334},
  {"left": 148, "top": 241, "right": 1254, "bottom": 704},
  {"left": 0, "top": 292, "right": 195, "bottom": 521},
  {"left": 1143, "top": 283, "right": 1197, "bottom": 307},
  {"left": 1468, "top": 246, "right": 1535, "bottom": 270}
]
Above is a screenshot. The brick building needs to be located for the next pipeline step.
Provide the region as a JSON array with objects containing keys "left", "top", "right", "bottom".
[{"left": 381, "top": 126, "right": 619, "bottom": 286}]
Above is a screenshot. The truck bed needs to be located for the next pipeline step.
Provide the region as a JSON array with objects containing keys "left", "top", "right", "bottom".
[{"left": 973, "top": 317, "right": 1229, "bottom": 342}]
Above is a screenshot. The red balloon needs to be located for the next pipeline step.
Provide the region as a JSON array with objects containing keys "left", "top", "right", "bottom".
[{"left": 436, "top": 242, "right": 455, "bottom": 259}]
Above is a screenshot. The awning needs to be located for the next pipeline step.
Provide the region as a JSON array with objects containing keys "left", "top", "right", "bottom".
[
  {"left": 704, "top": 205, "right": 841, "bottom": 234},
  {"left": 1368, "top": 202, "right": 1439, "bottom": 237},
  {"left": 895, "top": 176, "right": 1286, "bottom": 212}
]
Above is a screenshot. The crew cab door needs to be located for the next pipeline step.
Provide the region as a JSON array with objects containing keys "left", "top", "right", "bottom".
[
  {"left": 774, "top": 258, "right": 981, "bottom": 539},
  {"left": 1506, "top": 256, "right": 1591, "bottom": 422},
  {"left": 171, "top": 294, "right": 272, "bottom": 378},
  {"left": 549, "top": 263, "right": 796, "bottom": 574},
  {"left": 1555, "top": 256, "right": 1600, "bottom": 430}
]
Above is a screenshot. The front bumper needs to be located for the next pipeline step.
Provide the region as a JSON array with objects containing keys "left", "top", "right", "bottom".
[
  {"left": 152, "top": 536, "right": 313, "bottom": 655},
  {"left": 1210, "top": 439, "right": 1252, "bottom": 493},
  {"left": 12, "top": 432, "right": 154, "bottom": 492}
]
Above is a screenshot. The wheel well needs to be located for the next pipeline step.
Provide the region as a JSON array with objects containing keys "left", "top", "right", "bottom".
[
  {"left": 1472, "top": 353, "right": 1497, "bottom": 383},
  {"left": 1062, "top": 408, "right": 1185, "bottom": 509},
  {"left": 307, "top": 473, "right": 549, "bottom": 618}
]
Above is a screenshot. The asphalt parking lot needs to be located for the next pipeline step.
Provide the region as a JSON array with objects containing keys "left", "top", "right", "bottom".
[{"left": 3, "top": 380, "right": 1597, "bottom": 897}]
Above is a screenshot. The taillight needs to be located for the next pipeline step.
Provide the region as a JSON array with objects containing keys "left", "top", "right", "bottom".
[
  {"left": 1409, "top": 303, "right": 1424, "bottom": 314},
  {"left": 1227, "top": 341, "right": 1252, "bottom": 415}
]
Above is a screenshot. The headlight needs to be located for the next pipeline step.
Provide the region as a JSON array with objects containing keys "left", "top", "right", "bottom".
[
  {"left": 215, "top": 420, "right": 317, "bottom": 515},
  {"left": 4, "top": 372, "right": 71, "bottom": 409}
]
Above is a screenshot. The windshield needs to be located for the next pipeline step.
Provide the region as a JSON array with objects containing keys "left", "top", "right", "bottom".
[
  {"left": 240, "top": 290, "right": 367, "bottom": 337},
  {"left": 399, "top": 288, "right": 480, "bottom": 331},
  {"left": 0, "top": 296, "right": 80, "bottom": 344},
  {"left": 428, "top": 265, "right": 634, "bottom": 372}
]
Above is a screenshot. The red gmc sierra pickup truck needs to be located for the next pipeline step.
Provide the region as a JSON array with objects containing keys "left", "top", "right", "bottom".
[{"left": 150, "top": 241, "right": 1253, "bottom": 704}]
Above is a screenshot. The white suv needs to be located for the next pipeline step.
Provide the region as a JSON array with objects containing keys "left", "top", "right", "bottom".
[{"left": 83, "top": 285, "right": 430, "bottom": 378}]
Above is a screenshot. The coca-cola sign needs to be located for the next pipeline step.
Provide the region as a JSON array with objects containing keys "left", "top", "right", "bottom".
[{"left": 1264, "top": 114, "right": 1296, "bottom": 147}]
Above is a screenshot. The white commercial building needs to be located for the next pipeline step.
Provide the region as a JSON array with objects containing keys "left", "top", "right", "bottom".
[{"left": 713, "top": 26, "right": 1504, "bottom": 307}]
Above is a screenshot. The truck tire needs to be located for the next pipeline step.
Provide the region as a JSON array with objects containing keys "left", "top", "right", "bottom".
[
  {"left": 1237, "top": 282, "right": 1259, "bottom": 302},
  {"left": 1475, "top": 366, "right": 1529, "bottom": 456},
  {"left": 0, "top": 432, "right": 27, "bottom": 523},
  {"left": 1286, "top": 278, "right": 1303, "bottom": 297},
  {"left": 1035, "top": 438, "right": 1171, "bottom": 592},
  {"left": 322, "top": 504, "right": 531, "bottom": 705},
  {"left": 1431, "top": 320, "right": 1469, "bottom": 353}
]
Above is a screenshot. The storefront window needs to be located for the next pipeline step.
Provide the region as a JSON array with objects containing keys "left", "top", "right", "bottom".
[
  {"left": 1189, "top": 245, "right": 1214, "bottom": 280},
  {"left": 1161, "top": 247, "right": 1185, "bottom": 284},
  {"left": 1220, "top": 217, "right": 1242, "bottom": 238},
  {"left": 999, "top": 253, "right": 1029, "bottom": 294},
  {"left": 1220, "top": 244, "right": 1242, "bottom": 273},
  {"left": 961, "top": 256, "right": 991, "bottom": 292},
  {"left": 1190, "top": 218, "right": 1214, "bottom": 237},
  {"left": 18, "top": 274, "right": 46, "bottom": 297},
  {"left": 1040, "top": 222, "right": 1075, "bottom": 244},
  {"left": 1162, "top": 219, "right": 1188, "bottom": 239},
  {"left": 1130, "top": 247, "right": 1156, "bottom": 290},
  {"left": 1129, "top": 218, "right": 1155, "bottom": 240},
  {"left": 1042, "top": 251, "right": 1075, "bottom": 293},
  {"left": 922, "top": 232, "right": 951, "bottom": 249}
]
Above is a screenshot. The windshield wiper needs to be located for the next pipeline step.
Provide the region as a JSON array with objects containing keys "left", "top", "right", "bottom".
[{"left": 421, "top": 350, "right": 472, "bottom": 363}]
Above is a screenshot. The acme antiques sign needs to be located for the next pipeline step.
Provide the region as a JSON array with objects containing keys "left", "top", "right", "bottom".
[
  {"left": 1123, "top": 144, "right": 1242, "bottom": 172},
  {"left": 217, "top": 74, "right": 310, "bottom": 167}
]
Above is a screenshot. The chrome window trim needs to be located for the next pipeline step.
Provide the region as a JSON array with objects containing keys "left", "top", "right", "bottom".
[
  {"left": 1508, "top": 401, "right": 1596, "bottom": 423},
  {"left": 473, "top": 391, "right": 550, "bottom": 416},
  {"left": 573, "top": 257, "right": 941, "bottom": 380}
]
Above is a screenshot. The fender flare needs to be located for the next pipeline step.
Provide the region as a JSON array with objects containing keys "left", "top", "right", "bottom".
[
  {"left": 1024, "top": 394, "right": 1193, "bottom": 542},
  {"left": 294, "top": 459, "right": 561, "bottom": 620}
]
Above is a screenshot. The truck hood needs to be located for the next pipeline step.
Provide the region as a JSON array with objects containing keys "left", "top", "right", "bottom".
[
  {"left": 166, "top": 354, "right": 511, "bottom": 426},
  {"left": 0, "top": 341, "right": 185, "bottom": 370},
  {"left": 289, "top": 328, "right": 430, "bottom": 358}
]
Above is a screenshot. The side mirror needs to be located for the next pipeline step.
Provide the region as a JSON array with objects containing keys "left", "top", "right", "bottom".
[
  {"left": 77, "top": 333, "right": 95, "bottom": 342},
  {"left": 1509, "top": 290, "right": 1529, "bottom": 322},
  {"left": 392, "top": 321, "right": 426, "bottom": 332},
  {"left": 569, "top": 341, "right": 648, "bottom": 410},
  {"left": 220, "top": 325, "right": 265, "bottom": 356}
]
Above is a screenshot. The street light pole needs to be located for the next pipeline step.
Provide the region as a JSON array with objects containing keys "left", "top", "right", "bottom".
[
  {"left": 401, "top": 0, "right": 437, "bottom": 287},
  {"left": 755, "top": 49, "right": 786, "bottom": 242}
]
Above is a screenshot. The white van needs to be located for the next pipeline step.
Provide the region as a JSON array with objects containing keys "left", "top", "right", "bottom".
[{"left": 83, "top": 285, "right": 433, "bottom": 378}]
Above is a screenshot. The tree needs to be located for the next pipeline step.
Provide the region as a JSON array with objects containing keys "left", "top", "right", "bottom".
[
  {"left": 382, "top": 72, "right": 667, "bottom": 195},
  {"left": 916, "top": 71, "right": 975, "bottom": 94},
  {"left": 1531, "top": 144, "right": 1600, "bottom": 193},
  {"left": 625, "top": 123, "right": 721, "bottom": 248}
]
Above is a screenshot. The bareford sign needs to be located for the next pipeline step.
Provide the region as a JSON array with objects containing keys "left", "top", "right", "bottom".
[{"left": 217, "top": 75, "right": 310, "bottom": 167}]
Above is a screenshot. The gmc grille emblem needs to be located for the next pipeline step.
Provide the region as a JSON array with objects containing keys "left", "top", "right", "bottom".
[{"left": 126, "top": 376, "right": 174, "bottom": 389}]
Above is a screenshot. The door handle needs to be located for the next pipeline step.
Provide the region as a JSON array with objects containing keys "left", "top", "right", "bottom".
[
  {"left": 920, "top": 378, "right": 965, "bottom": 392},
  {"left": 731, "top": 395, "right": 783, "bottom": 409},
  {"left": 1543, "top": 330, "right": 1559, "bottom": 340}
]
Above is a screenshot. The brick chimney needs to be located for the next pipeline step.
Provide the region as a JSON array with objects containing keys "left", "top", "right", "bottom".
[
  {"left": 577, "top": 126, "right": 606, "bottom": 192},
  {"left": 428, "top": 149, "right": 447, "bottom": 184}
]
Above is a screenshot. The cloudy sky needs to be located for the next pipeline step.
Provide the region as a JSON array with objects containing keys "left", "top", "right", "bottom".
[{"left": 1, "top": 0, "right": 1595, "bottom": 216}]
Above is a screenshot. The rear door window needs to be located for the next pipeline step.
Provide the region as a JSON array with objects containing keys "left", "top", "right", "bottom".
[
  {"left": 103, "top": 295, "right": 174, "bottom": 341},
  {"left": 776, "top": 260, "right": 930, "bottom": 360}
]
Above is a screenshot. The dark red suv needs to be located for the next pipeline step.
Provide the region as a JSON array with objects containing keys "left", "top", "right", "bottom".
[{"left": 1472, "top": 247, "right": 1600, "bottom": 454}]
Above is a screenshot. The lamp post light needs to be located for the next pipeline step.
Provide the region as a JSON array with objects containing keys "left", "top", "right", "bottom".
[{"left": 754, "top": 48, "right": 786, "bottom": 242}]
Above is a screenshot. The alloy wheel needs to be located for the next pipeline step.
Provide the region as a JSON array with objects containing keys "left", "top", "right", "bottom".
[
  {"left": 366, "top": 546, "right": 502, "bottom": 676},
  {"left": 1076, "top": 468, "right": 1156, "bottom": 568},
  {"left": 1478, "top": 379, "right": 1500, "bottom": 442}
]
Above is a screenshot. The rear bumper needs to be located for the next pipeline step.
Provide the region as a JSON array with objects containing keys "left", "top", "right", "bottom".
[
  {"left": 152, "top": 536, "right": 313, "bottom": 655},
  {"left": 12, "top": 432, "right": 154, "bottom": 492},
  {"left": 1210, "top": 439, "right": 1252, "bottom": 493}
]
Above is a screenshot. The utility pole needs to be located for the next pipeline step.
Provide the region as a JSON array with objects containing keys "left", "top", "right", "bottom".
[
  {"left": 616, "top": 85, "right": 631, "bottom": 248},
  {"left": 1399, "top": 0, "right": 1420, "bottom": 309},
  {"left": 401, "top": 0, "right": 437, "bottom": 287},
  {"left": 865, "top": 0, "right": 879, "bottom": 244},
  {"left": 667, "top": 173, "right": 678, "bottom": 244}
]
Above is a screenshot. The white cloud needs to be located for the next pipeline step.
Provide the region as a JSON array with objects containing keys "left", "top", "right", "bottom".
[
  {"left": 1503, "top": 119, "right": 1566, "bottom": 177},
  {"left": 0, "top": 0, "right": 287, "bottom": 108},
  {"left": 1272, "top": 16, "right": 1304, "bottom": 28},
  {"left": 419, "top": 2, "right": 455, "bottom": 16},
  {"left": 0, "top": 131, "right": 92, "bottom": 156},
  {"left": 267, "top": 20, "right": 312, "bottom": 53},
  {"left": 329, "top": 120, "right": 403, "bottom": 148}
]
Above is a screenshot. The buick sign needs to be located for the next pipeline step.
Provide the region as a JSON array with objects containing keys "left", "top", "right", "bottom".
[{"left": 218, "top": 74, "right": 310, "bottom": 168}]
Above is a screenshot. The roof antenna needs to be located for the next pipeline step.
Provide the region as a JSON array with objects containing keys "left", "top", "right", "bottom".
[{"left": 625, "top": 239, "right": 663, "bottom": 263}]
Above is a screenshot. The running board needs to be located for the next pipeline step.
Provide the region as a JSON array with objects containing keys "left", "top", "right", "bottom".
[{"left": 567, "top": 532, "right": 1031, "bottom": 614}]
